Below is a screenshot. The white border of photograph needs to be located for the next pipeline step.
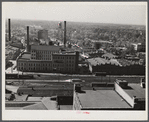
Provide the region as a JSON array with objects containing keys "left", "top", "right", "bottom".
[{"left": 2, "top": 2, "right": 148, "bottom": 120}]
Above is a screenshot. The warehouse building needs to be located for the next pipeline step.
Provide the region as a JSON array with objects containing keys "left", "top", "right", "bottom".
[
  {"left": 73, "top": 79, "right": 145, "bottom": 110},
  {"left": 17, "top": 45, "right": 79, "bottom": 73},
  {"left": 87, "top": 57, "right": 122, "bottom": 73}
]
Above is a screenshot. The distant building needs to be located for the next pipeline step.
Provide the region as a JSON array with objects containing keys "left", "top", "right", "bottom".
[
  {"left": 91, "top": 40, "right": 113, "bottom": 49},
  {"left": 38, "top": 29, "right": 48, "bottom": 40},
  {"left": 101, "top": 53, "right": 118, "bottom": 60},
  {"left": 131, "top": 42, "right": 145, "bottom": 52},
  {"left": 137, "top": 43, "right": 145, "bottom": 52},
  {"left": 5, "top": 45, "right": 21, "bottom": 61},
  {"left": 10, "top": 42, "right": 24, "bottom": 49}
]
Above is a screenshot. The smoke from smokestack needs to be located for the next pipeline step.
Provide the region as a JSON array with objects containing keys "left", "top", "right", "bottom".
[
  {"left": 27, "top": 26, "right": 29, "bottom": 52},
  {"left": 8, "top": 19, "right": 11, "bottom": 42},
  {"left": 64, "top": 21, "right": 66, "bottom": 47}
]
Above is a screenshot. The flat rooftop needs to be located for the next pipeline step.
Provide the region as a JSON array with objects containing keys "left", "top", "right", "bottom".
[
  {"left": 53, "top": 52, "right": 76, "bottom": 56},
  {"left": 124, "top": 84, "right": 145, "bottom": 98},
  {"left": 87, "top": 57, "right": 121, "bottom": 66},
  {"left": 22, "top": 102, "right": 48, "bottom": 110},
  {"left": 77, "top": 90, "right": 131, "bottom": 109},
  {"left": 31, "top": 45, "right": 61, "bottom": 51},
  {"left": 18, "top": 53, "right": 31, "bottom": 61}
]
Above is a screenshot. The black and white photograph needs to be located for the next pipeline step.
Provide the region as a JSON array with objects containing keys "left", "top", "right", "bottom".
[{"left": 2, "top": 2, "right": 147, "bottom": 120}]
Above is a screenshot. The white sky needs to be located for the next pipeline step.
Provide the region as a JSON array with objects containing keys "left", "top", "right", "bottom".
[{"left": 2, "top": 2, "right": 147, "bottom": 25}]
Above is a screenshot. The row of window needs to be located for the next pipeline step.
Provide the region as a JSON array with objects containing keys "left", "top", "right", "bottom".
[
  {"left": 32, "top": 50, "right": 58, "bottom": 54},
  {"left": 18, "top": 63, "right": 52, "bottom": 67},
  {"left": 18, "top": 62, "right": 75, "bottom": 67},
  {"left": 18, "top": 67, "right": 52, "bottom": 71},
  {"left": 53, "top": 56, "right": 75, "bottom": 60},
  {"left": 36, "top": 57, "right": 52, "bottom": 60},
  {"left": 66, "top": 61, "right": 74, "bottom": 63},
  {"left": 18, "top": 67, "right": 74, "bottom": 71}
]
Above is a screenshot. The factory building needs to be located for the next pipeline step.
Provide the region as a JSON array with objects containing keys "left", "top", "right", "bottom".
[
  {"left": 17, "top": 45, "right": 79, "bottom": 73},
  {"left": 17, "top": 44, "right": 60, "bottom": 72},
  {"left": 17, "top": 21, "right": 79, "bottom": 73},
  {"left": 31, "top": 45, "right": 61, "bottom": 61},
  {"left": 6, "top": 79, "right": 145, "bottom": 110},
  {"left": 73, "top": 79, "right": 145, "bottom": 110},
  {"left": 52, "top": 51, "right": 79, "bottom": 73},
  {"left": 17, "top": 53, "right": 53, "bottom": 72},
  {"left": 87, "top": 57, "right": 145, "bottom": 75}
]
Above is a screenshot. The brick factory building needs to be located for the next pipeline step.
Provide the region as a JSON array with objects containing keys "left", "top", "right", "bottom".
[
  {"left": 31, "top": 45, "right": 61, "bottom": 61},
  {"left": 52, "top": 51, "right": 79, "bottom": 73},
  {"left": 17, "top": 45, "right": 79, "bottom": 73}
]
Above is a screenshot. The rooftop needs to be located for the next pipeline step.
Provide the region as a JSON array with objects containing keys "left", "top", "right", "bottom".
[
  {"left": 6, "top": 45, "right": 20, "bottom": 51},
  {"left": 59, "top": 105, "right": 73, "bottom": 110},
  {"left": 20, "top": 53, "right": 31, "bottom": 60},
  {"left": 31, "top": 45, "right": 61, "bottom": 51},
  {"left": 87, "top": 57, "right": 121, "bottom": 66},
  {"left": 102, "top": 53, "right": 118, "bottom": 59},
  {"left": 91, "top": 40, "right": 113, "bottom": 44},
  {"left": 22, "top": 102, "right": 48, "bottom": 110},
  {"left": 124, "top": 83, "right": 145, "bottom": 99},
  {"left": 77, "top": 90, "right": 131, "bottom": 109},
  {"left": 53, "top": 52, "right": 76, "bottom": 56},
  {"left": 6, "top": 85, "right": 19, "bottom": 93}
]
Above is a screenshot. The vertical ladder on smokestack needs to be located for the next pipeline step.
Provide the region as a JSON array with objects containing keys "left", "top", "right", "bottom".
[
  {"left": 64, "top": 21, "right": 66, "bottom": 48},
  {"left": 8, "top": 19, "right": 11, "bottom": 43},
  {"left": 27, "top": 26, "right": 29, "bottom": 52}
]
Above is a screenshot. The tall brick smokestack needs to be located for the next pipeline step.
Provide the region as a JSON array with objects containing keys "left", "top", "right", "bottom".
[
  {"left": 8, "top": 19, "right": 11, "bottom": 42},
  {"left": 64, "top": 21, "right": 66, "bottom": 47},
  {"left": 27, "top": 26, "right": 29, "bottom": 52}
]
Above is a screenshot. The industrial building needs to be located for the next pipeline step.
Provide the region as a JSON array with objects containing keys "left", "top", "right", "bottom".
[
  {"left": 52, "top": 51, "right": 79, "bottom": 73},
  {"left": 17, "top": 50, "right": 79, "bottom": 73},
  {"left": 17, "top": 52, "right": 53, "bottom": 72},
  {"left": 73, "top": 79, "right": 145, "bottom": 110},
  {"left": 6, "top": 79, "right": 145, "bottom": 110},
  {"left": 17, "top": 21, "right": 79, "bottom": 73},
  {"left": 86, "top": 56, "right": 145, "bottom": 75},
  {"left": 87, "top": 57, "right": 122, "bottom": 73},
  {"left": 31, "top": 45, "right": 61, "bottom": 61}
]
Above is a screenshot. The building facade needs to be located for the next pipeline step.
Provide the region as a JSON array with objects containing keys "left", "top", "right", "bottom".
[
  {"left": 31, "top": 45, "right": 61, "bottom": 61},
  {"left": 17, "top": 45, "right": 79, "bottom": 73},
  {"left": 52, "top": 51, "right": 79, "bottom": 73}
]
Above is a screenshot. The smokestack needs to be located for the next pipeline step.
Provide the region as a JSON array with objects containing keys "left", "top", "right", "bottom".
[
  {"left": 8, "top": 19, "right": 11, "bottom": 42},
  {"left": 64, "top": 21, "right": 66, "bottom": 47},
  {"left": 27, "top": 26, "right": 29, "bottom": 52}
]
